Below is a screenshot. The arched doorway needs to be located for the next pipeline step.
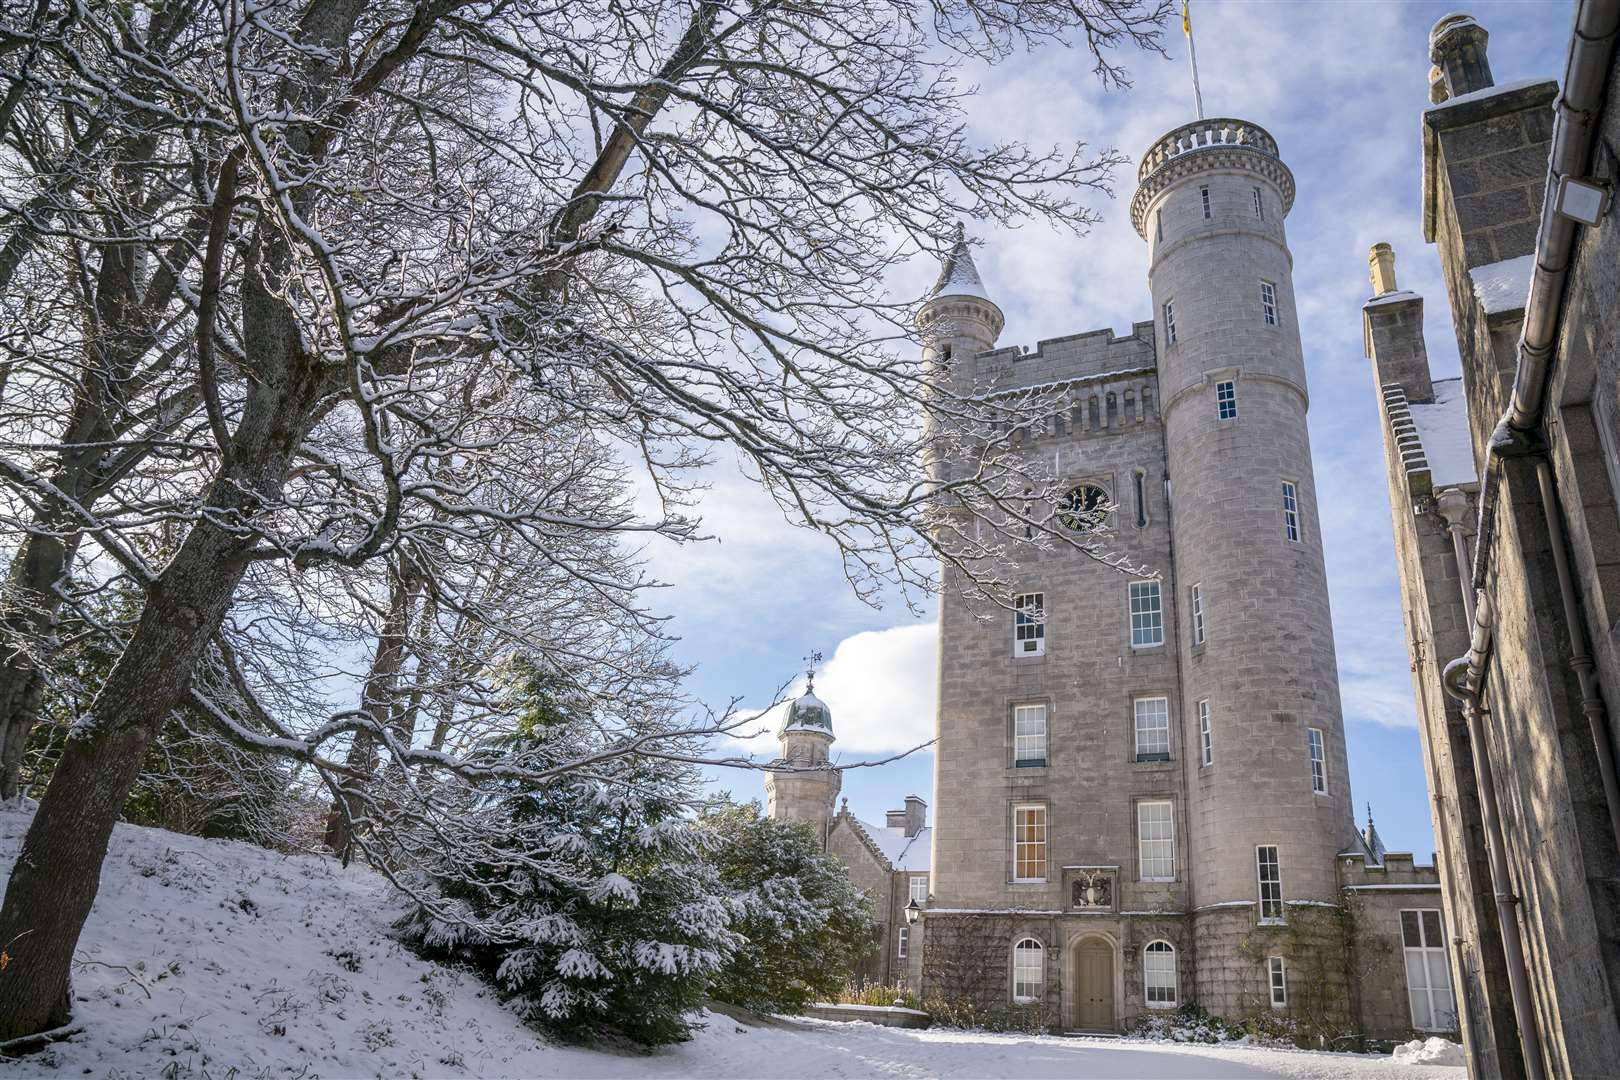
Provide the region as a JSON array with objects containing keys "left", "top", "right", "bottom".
[{"left": 1071, "top": 936, "right": 1116, "bottom": 1031}]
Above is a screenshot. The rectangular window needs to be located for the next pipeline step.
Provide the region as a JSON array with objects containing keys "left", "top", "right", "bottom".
[
  {"left": 1129, "top": 581, "right": 1164, "bottom": 647},
  {"left": 1191, "top": 583, "right": 1205, "bottom": 645},
  {"left": 1216, "top": 379, "right": 1237, "bottom": 420},
  {"left": 1014, "top": 703, "right": 1048, "bottom": 767},
  {"left": 1261, "top": 280, "right": 1278, "bottom": 326},
  {"left": 1269, "top": 956, "right": 1288, "bottom": 1008},
  {"left": 1134, "top": 697, "right": 1170, "bottom": 761},
  {"left": 1403, "top": 910, "right": 1457, "bottom": 1031},
  {"left": 1014, "top": 592, "right": 1045, "bottom": 657},
  {"left": 1138, "top": 801, "right": 1175, "bottom": 881},
  {"left": 1253, "top": 186, "right": 1264, "bottom": 219},
  {"left": 909, "top": 875, "right": 929, "bottom": 905},
  {"left": 1308, "top": 728, "right": 1327, "bottom": 794},
  {"left": 1199, "top": 700, "right": 1213, "bottom": 766},
  {"left": 1163, "top": 300, "right": 1177, "bottom": 345},
  {"left": 1282, "top": 481, "right": 1301, "bottom": 543},
  {"left": 1200, "top": 185, "right": 1211, "bottom": 219},
  {"left": 1013, "top": 804, "right": 1047, "bottom": 883},
  {"left": 898, "top": 926, "right": 909, "bottom": 959},
  {"left": 1257, "top": 845, "right": 1284, "bottom": 923},
  {"left": 1155, "top": 208, "right": 1163, "bottom": 242}
]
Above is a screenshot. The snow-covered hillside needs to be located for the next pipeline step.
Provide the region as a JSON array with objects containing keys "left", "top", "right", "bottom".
[{"left": 0, "top": 804, "right": 1462, "bottom": 1078}]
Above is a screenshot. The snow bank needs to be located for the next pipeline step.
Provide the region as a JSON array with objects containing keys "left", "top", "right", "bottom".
[
  {"left": 1393, "top": 1036, "right": 1467, "bottom": 1067},
  {"left": 0, "top": 804, "right": 1469, "bottom": 1078},
  {"left": 1469, "top": 254, "right": 1535, "bottom": 316}
]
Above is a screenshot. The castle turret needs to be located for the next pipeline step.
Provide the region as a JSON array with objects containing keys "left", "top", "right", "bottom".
[
  {"left": 764, "top": 678, "right": 841, "bottom": 844},
  {"left": 1132, "top": 118, "right": 1358, "bottom": 1015}
]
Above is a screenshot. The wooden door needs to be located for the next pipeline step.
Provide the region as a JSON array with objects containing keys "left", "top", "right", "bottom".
[{"left": 1075, "top": 939, "right": 1115, "bottom": 1030}]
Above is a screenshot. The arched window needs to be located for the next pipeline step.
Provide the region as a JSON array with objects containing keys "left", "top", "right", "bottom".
[
  {"left": 1012, "top": 938, "right": 1044, "bottom": 1003},
  {"left": 1144, "top": 941, "right": 1177, "bottom": 1007}
]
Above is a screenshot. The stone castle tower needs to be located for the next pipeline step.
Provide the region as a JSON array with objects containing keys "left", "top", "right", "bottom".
[
  {"left": 918, "top": 118, "right": 1378, "bottom": 1033},
  {"left": 763, "top": 681, "right": 841, "bottom": 845}
]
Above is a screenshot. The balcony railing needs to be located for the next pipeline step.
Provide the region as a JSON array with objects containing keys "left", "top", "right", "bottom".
[{"left": 1136, "top": 118, "right": 1281, "bottom": 183}]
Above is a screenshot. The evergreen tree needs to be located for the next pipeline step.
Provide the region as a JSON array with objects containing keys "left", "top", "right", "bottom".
[{"left": 702, "top": 800, "right": 873, "bottom": 1014}]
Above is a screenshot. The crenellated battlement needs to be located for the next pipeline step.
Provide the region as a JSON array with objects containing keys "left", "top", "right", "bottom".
[{"left": 1131, "top": 117, "right": 1296, "bottom": 237}]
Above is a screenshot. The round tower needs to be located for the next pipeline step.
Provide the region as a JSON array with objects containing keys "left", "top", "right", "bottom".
[
  {"left": 916, "top": 227, "right": 1004, "bottom": 485},
  {"left": 764, "top": 680, "right": 842, "bottom": 845},
  {"left": 1132, "top": 119, "right": 1358, "bottom": 1009}
]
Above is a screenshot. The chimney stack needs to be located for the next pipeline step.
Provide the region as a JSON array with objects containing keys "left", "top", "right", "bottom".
[
  {"left": 1430, "top": 14, "right": 1494, "bottom": 100},
  {"left": 903, "top": 794, "right": 927, "bottom": 838},
  {"left": 1369, "top": 242, "right": 1399, "bottom": 296}
]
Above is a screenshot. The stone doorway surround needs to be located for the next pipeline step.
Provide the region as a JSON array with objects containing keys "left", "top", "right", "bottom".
[{"left": 1062, "top": 929, "right": 1123, "bottom": 1033}]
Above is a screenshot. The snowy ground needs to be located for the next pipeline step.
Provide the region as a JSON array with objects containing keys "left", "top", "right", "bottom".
[{"left": 0, "top": 804, "right": 1463, "bottom": 1078}]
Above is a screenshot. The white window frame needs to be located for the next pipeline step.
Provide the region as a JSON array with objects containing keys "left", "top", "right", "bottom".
[
  {"left": 909, "top": 875, "right": 929, "bottom": 905},
  {"left": 898, "top": 925, "right": 909, "bottom": 959},
  {"left": 1013, "top": 804, "right": 1048, "bottom": 883},
  {"left": 1269, "top": 956, "right": 1288, "bottom": 1008},
  {"left": 1014, "top": 703, "right": 1048, "bottom": 767},
  {"left": 1134, "top": 696, "right": 1170, "bottom": 762},
  {"left": 1163, "top": 300, "right": 1177, "bottom": 346},
  {"left": 1138, "top": 800, "right": 1175, "bottom": 882},
  {"left": 1200, "top": 185, "right": 1211, "bottom": 219},
  {"left": 1199, "top": 700, "right": 1213, "bottom": 766},
  {"left": 1144, "top": 941, "right": 1178, "bottom": 1008},
  {"left": 1216, "top": 379, "right": 1237, "bottom": 420},
  {"left": 1402, "top": 909, "right": 1457, "bottom": 1032},
  {"left": 1012, "top": 938, "right": 1044, "bottom": 1003},
  {"left": 1308, "top": 728, "right": 1328, "bottom": 794},
  {"left": 1257, "top": 845, "right": 1284, "bottom": 924},
  {"left": 1129, "top": 580, "right": 1164, "bottom": 648},
  {"left": 1282, "top": 481, "right": 1301, "bottom": 543},
  {"left": 1261, "top": 279, "right": 1278, "bottom": 326},
  {"left": 1014, "top": 592, "right": 1045, "bottom": 657},
  {"left": 1190, "top": 583, "right": 1205, "bottom": 645},
  {"left": 1253, "top": 186, "right": 1264, "bottom": 219}
]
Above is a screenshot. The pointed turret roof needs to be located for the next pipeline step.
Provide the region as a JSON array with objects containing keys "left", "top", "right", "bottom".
[
  {"left": 1363, "top": 803, "right": 1387, "bottom": 866},
  {"left": 929, "top": 224, "right": 992, "bottom": 302}
]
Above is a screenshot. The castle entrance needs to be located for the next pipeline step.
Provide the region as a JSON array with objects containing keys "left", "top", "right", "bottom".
[{"left": 1072, "top": 937, "right": 1115, "bottom": 1031}]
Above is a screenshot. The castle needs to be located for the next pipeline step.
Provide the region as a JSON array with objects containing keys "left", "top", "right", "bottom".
[{"left": 768, "top": 113, "right": 1454, "bottom": 1042}]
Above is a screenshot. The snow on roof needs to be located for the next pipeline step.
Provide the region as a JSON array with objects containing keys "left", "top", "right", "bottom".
[
  {"left": 856, "top": 817, "right": 932, "bottom": 871},
  {"left": 1469, "top": 253, "right": 1535, "bottom": 315},
  {"left": 1409, "top": 378, "right": 1477, "bottom": 487},
  {"left": 1362, "top": 289, "right": 1420, "bottom": 309},
  {"left": 1426, "top": 76, "right": 1553, "bottom": 113},
  {"left": 929, "top": 232, "right": 992, "bottom": 302}
]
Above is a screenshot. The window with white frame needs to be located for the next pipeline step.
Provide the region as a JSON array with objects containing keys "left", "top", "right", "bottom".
[
  {"left": 1199, "top": 700, "right": 1213, "bottom": 766},
  {"left": 1013, "top": 804, "right": 1047, "bottom": 882},
  {"left": 1308, "top": 728, "right": 1328, "bottom": 794},
  {"left": 909, "top": 875, "right": 929, "bottom": 905},
  {"left": 1012, "top": 938, "right": 1044, "bottom": 1003},
  {"left": 1269, "top": 956, "right": 1288, "bottom": 1008},
  {"left": 1014, "top": 592, "right": 1045, "bottom": 657},
  {"left": 898, "top": 926, "right": 909, "bottom": 959},
  {"left": 1282, "top": 481, "right": 1301, "bottom": 542},
  {"left": 1144, "top": 941, "right": 1178, "bottom": 1006},
  {"left": 1200, "top": 185, "right": 1211, "bottom": 219},
  {"left": 1191, "top": 583, "right": 1205, "bottom": 645},
  {"left": 1014, "top": 703, "right": 1048, "bottom": 767},
  {"left": 1163, "top": 300, "right": 1177, "bottom": 345},
  {"left": 1134, "top": 697, "right": 1170, "bottom": 762},
  {"left": 1130, "top": 581, "right": 1164, "bottom": 647},
  {"left": 1402, "top": 910, "right": 1457, "bottom": 1031},
  {"left": 1253, "top": 186, "right": 1264, "bottom": 219},
  {"left": 1216, "top": 379, "right": 1237, "bottom": 420},
  {"left": 1261, "top": 280, "right": 1278, "bottom": 326},
  {"left": 1138, "top": 801, "right": 1175, "bottom": 881},
  {"left": 1257, "top": 845, "right": 1284, "bottom": 923}
]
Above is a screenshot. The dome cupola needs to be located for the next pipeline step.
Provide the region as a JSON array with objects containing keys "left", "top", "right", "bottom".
[{"left": 779, "top": 675, "right": 834, "bottom": 738}]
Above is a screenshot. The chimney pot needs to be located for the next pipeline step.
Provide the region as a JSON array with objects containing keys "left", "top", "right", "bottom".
[
  {"left": 1369, "top": 243, "right": 1399, "bottom": 296},
  {"left": 1430, "top": 14, "right": 1494, "bottom": 99}
]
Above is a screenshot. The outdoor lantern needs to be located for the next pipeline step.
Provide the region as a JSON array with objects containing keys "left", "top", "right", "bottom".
[{"left": 904, "top": 898, "right": 922, "bottom": 925}]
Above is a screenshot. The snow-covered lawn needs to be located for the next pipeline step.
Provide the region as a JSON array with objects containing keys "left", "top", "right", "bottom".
[{"left": 0, "top": 804, "right": 1461, "bottom": 1078}]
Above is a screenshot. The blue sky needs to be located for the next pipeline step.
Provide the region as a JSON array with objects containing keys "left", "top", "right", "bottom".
[{"left": 646, "top": 1, "right": 1571, "bottom": 859}]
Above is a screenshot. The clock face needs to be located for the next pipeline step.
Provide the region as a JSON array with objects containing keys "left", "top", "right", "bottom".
[{"left": 1058, "top": 484, "right": 1109, "bottom": 531}]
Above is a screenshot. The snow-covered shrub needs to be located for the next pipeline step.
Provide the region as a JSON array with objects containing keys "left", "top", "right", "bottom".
[
  {"left": 701, "top": 801, "right": 873, "bottom": 1014},
  {"left": 922, "top": 995, "right": 1053, "bottom": 1033},
  {"left": 837, "top": 977, "right": 918, "bottom": 1009},
  {"left": 1126, "top": 1003, "right": 1297, "bottom": 1048},
  {"left": 397, "top": 712, "right": 738, "bottom": 1045}
]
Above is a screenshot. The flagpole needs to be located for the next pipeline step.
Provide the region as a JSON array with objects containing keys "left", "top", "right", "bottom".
[{"left": 1184, "top": 1, "right": 1206, "bottom": 120}]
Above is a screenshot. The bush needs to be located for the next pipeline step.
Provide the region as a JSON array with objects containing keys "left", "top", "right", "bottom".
[
  {"left": 837, "top": 977, "right": 916, "bottom": 1009},
  {"left": 701, "top": 801, "right": 873, "bottom": 1014},
  {"left": 1127, "top": 1002, "right": 1298, "bottom": 1047},
  {"left": 922, "top": 995, "right": 1052, "bottom": 1033}
]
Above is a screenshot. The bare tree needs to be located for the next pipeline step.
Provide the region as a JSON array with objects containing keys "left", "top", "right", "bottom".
[{"left": 0, "top": 0, "right": 1167, "bottom": 1039}]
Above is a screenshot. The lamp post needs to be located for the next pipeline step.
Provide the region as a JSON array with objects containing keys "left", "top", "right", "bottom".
[{"left": 905, "top": 898, "right": 921, "bottom": 925}]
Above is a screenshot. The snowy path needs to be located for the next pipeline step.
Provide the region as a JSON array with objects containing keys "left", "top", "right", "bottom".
[{"left": 0, "top": 804, "right": 1459, "bottom": 1078}]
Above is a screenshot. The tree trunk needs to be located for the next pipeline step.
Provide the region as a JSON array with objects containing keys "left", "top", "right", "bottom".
[{"left": 0, "top": 528, "right": 84, "bottom": 799}]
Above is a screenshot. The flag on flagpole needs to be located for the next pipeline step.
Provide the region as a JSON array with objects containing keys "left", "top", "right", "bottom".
[{"left": 1183, "top": 0, "right": 1191, "bottom": 35}]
